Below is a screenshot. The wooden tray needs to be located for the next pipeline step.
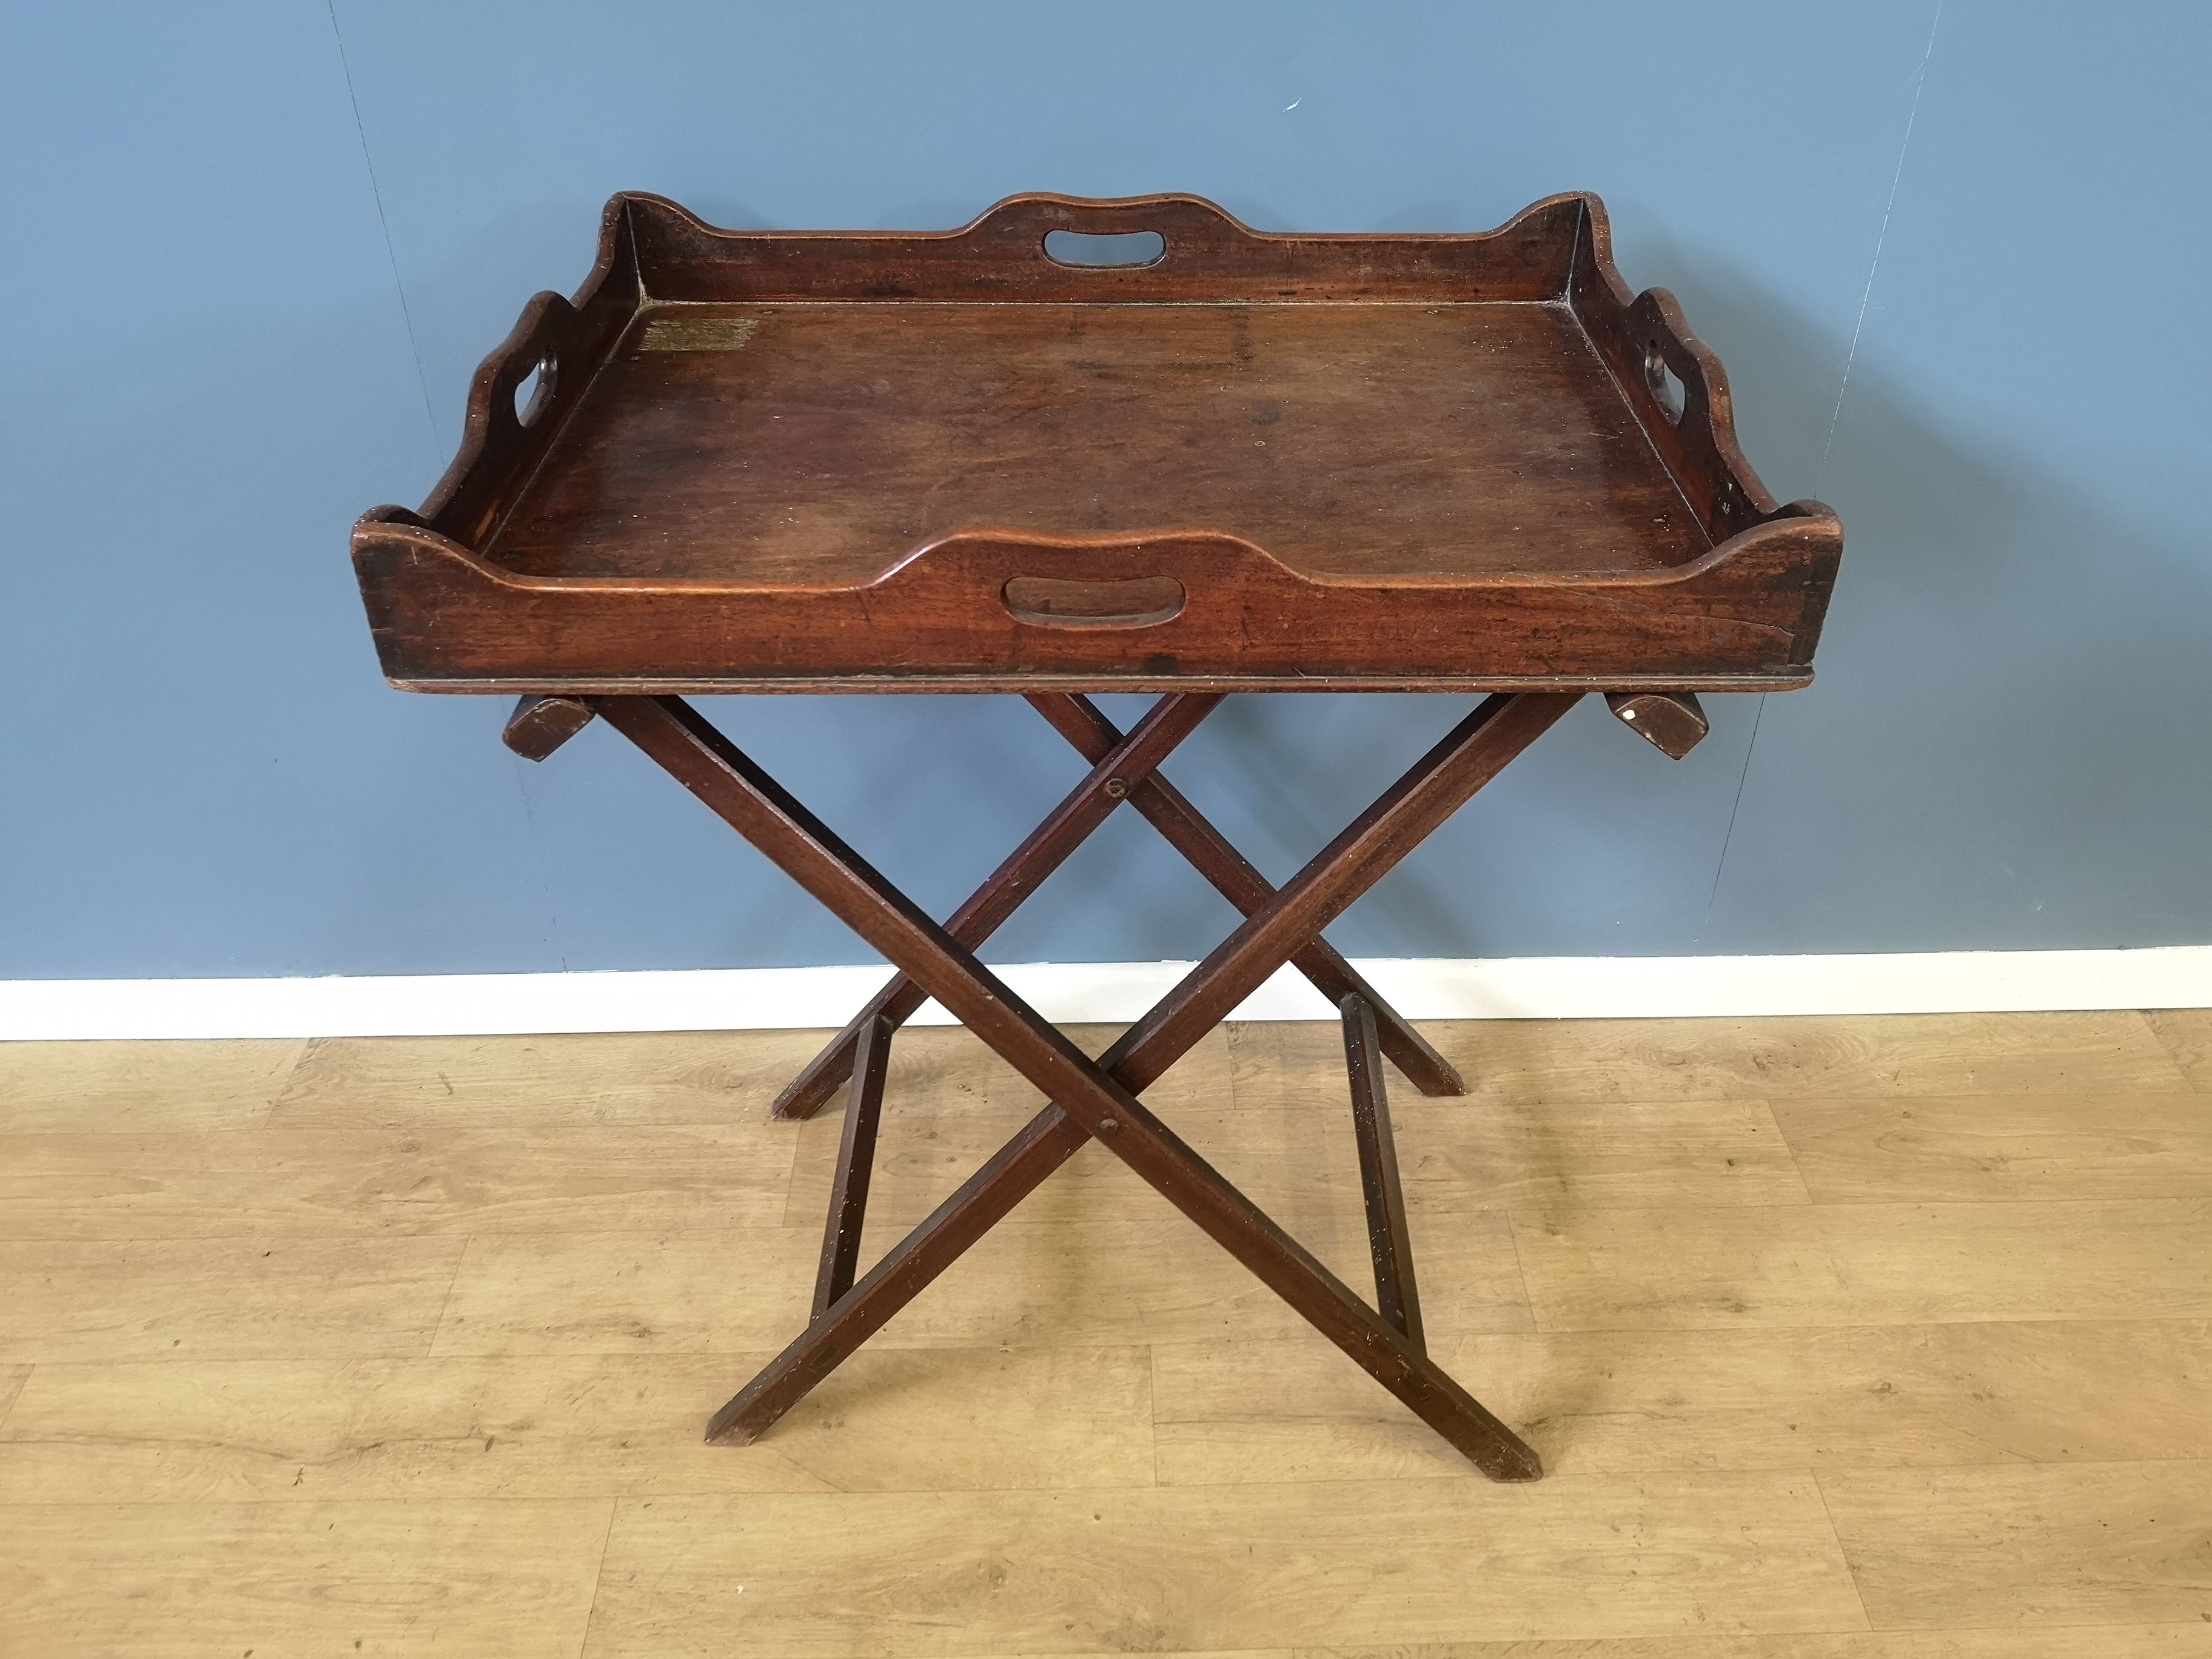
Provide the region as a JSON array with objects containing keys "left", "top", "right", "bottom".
[{"left": 352, "top": 192, "right": 1842, "bottom": 693}]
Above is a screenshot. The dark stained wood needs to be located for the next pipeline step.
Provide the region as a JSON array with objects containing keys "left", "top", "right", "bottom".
[
  {"left": 350, "top": 191, "right": 1843, "bottom": 693},
  {"left": 346, "top": 189, "right": 1847, "bottom": 1486},
  {"left": 769, "top": 691, "right": 1221, "bottom": 1121},
  {"left": 355, "top": 514, "right": 1835, "bottom": 692},
  {"left": 1342, "top": 993, "right": 1424, "bottom": 1348},
  {"left": 1605, "top": 689, "right": 1711, "bottom": 759},
  {"left": 1567, "top": 200, "right": 1777, "bottom": 550},
  {"left": 597, "top": 692, "right": 1547, "bottom": 1479},
  {"left": 625, "top": 189, "right": 1586, "bottom": 306},
  {"left": 812, "top": 1013, "right": 891, "bottom": 1320},
  {"left": 770, "top": 686, "right": 1462, "bottom": 1121},
  {"left": 410, "top": 198, "right": 642, "bottom": 555},
  {"left": 492, "top": 301, "right": 1708, "bottom": 586},
  {"left": 500, "top": 694, "right": 595, "bottom": 761},
  {"left": 1104, "top": 693, "right": 1580, "bottom": 1078},
  {"left": 1025, "top": 691, "right": 1464, "bottom": 1099},
  {"left": 712, "top": 1102, "right": 1092, "bottom": 1445}
]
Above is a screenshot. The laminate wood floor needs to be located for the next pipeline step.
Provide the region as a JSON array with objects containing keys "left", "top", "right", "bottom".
[{"left": 2, "top": 1012, "right": 2210, "bottom": 1657}]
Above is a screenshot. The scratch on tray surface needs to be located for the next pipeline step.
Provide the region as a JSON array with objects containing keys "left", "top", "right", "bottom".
[{"left": 641, "top": 314, "right": 763, "bottom": 352}]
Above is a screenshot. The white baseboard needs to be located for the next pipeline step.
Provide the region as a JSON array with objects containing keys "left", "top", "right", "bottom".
[{"left": 2, "top": 947, "right": 2206, "bottom": 1041}]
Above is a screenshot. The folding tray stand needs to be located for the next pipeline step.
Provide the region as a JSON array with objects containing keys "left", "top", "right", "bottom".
[{"left": 353, "top": 191, "right": 1843, "bottom": 1481}]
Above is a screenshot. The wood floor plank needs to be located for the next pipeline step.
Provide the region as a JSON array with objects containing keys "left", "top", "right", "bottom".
[
  {"left": 0, "top": 1498, "right": 612, "bottom": 1657},
  {"left": 0, "top": 1122, "right": 796, "bottom": 1239},
  {"left": 1151, "top": 1321, "right": 2212, "bottom": 1482},
  {"left": 795, "top": 1090, "right": 1812, "bottom": 1232},
  {"left": 267, "top": 1028, "right": 837, "bottom": 1130},
  {"left": 429, "top": 1227, "right": 816, "bottom": 1356},
  {"left": 1389, "top": 1094, "right": 1812, "bottom": 1210},
  {"left": 1510, "top": 1199, "right": 2212, "bottom": 1330},
  {"left": 0, "top": 1236, "right": 468, "bottom": 1362},
  {"left": 2147, "top": 1010, "right": 2212, "bottom": 1093},
  {"left": 836, "top": 1022, "right": 1235, "bottom": 1119},
  {"left": 15, "top": 1017, "right": 2212, "bottom": 1654},
  {"left": 0, "top": 1039, "right": 305, "bottom": 1133},
  {"left": 267, "top": 1024, "right": 1229, "bottom": 1131},
  {"left": 431, "top": 1210, "right": 1532, "bottom": 1356},
  {"left": 1773, "top": 1093, "right": 2212, "bottom": 1202},
  {"left": 1298, "top": 1623, "right": 2212, "bottom": 1655},
  {"left": 581, "top": 1475, "right": 1865, "bottom": 1655},
  {"left": 1819, "top": 1462, "right": 2212, "bottom": 1630},
  {"left": 1232, "top": 1013, "right": 2191, "bottom": 1111},
  {"left": 0, "top": 1347, "right": 1155, "bottom": 1501},
  {"left": 787, "top": 1102, "right": 1362, "bottom": 1232}
]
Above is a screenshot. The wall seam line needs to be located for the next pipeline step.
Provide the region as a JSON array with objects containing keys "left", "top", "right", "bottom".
[{"left": 325, "top": 0, "right": 441, "bottom": 455}]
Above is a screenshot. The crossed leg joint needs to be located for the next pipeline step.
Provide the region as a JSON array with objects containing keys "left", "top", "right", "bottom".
[
  {"left": 768, "top": 691, "right": 1462, "bottom": 1121},
  {"left": 585, "top": 690, "right": 1579, "bottom": 1481}
]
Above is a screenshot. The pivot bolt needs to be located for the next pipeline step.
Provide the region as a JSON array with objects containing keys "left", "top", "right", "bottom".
[
  {"left": 1103, "top": 777, "right": 1128, "bottom": 799},
  {"left": 1098, "top": 1116, "right": 1120, "bottom": 1134}
]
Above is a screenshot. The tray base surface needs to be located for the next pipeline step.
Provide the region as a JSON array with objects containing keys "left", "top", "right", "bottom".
[{"left": 490, "top": 301, "right": 1712, "bottom": 585}]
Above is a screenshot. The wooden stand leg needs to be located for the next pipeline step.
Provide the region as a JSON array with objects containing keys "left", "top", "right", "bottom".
[
  {"left": 1606, "top": 690, "right": 1709, "bottom": 759},
  {"left": 769, "top": 691, "right": 1220, "bottom": 1119},
  {"left": 813, "top": 1013, "right": 891, "bottom": 1319},
  {"left": 774, "top": 689, "right": 1463, "bottom": 1119},
  {"left": 709, "top": 1103, "right": 1090, "bottom": 1446},
  {"left": 1027, "top": 692, "right": 1465, "bottom": 1098},
  {"left": 1342, "top": 993, "right": 1423, "bottom": 1349},
  {"left": 502, "top": 694, "right": 595, "bottom": 761},
  {"left": 594, "top": 691, "right": 1577, "bottom": 1481}
]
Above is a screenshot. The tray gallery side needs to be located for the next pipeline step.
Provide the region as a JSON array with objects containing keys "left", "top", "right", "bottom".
[{"left": 352, "top": 190, "right": 1842, "bottom": 692}]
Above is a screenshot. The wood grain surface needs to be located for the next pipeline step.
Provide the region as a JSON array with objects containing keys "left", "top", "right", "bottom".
[
  {"left": 0, "top": 1038, "right": 306, "bottom": 1133},
  {"left": 0, "top": 1500, "right": 611, "bottom": 1658},
  {"left": 492, "top": 301, "right": 1712, "bottom": 585},
  {"left": 350, "top": 192, "right": 1845, "bottom": 691},
  {"left": 3, "top": 1010, "right": 2207, "bottom": 1655},
  {"left": 1225, "top": 1011, "right": 2189, "bottom": 1107},
  {"left": 1305, "top": 1629, "right": 2212, "bottom": 1656},
  {"left": 585, "top": 1475, "right": 1864, "bottom": 1654},
  {"left": 1819, "top": 1463, "right": 2212, "bottom": 1630},
  {"left": 2147, "top": 1008, "right": 2212, "bottom": 1090},
  {"left": 1149, "top": 1321, "right": 2212, "bottom": 1480},
  {"left": 1771, "top": 1091, "right": 2212, "bottom": 1202}
]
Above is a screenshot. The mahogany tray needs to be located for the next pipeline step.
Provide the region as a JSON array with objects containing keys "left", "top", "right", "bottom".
[{"left": 352, "top": 192, "right": 1842, "bottom": 693}]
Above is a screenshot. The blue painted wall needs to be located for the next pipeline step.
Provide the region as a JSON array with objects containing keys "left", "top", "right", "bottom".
[{"left": 3, "top": 1, "right": 2206, "bottom": 978}]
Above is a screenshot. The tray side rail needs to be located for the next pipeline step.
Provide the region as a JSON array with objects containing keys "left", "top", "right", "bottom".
[
  {"left": 617, "top": 189, "right": 1589, "bottom": 306},
  {"left": 1564, "top": 196, "right": 1783, "bottom": 543},
  {"left": 389, "top": 197, "right": 645, "bottom": 555},
  {"left": 1561, "top": 198, "right": 1844, "bottom": 671}
]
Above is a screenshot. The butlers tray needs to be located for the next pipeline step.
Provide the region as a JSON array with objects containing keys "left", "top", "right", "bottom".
[{"left": 353, "top": 190, "right": 1842, "bottom": 1481}]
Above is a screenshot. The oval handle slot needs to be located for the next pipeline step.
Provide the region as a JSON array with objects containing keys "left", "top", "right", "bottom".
[
  {"left": 1642, "top": 343, "right": 1684, "bottom": 423},
  {"left": 1003, "top": 574, "right": 1185, "bottom": 629},
  {"left": 1042, "top": 229, "right": 1166, "bottom": 268},
  {"left": 513, "top": 356, "right": 556, "bottom": 427}
]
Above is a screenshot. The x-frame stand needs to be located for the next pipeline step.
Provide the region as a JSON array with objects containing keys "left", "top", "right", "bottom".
[{"left": 505, "top": 684, "right": 1710, "bottom": 1482}]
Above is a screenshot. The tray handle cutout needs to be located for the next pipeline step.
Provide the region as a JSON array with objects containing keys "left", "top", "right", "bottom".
[
  {"left": 1643, "top": 343, "right": 1684, "bottom": 424},
  {"left": 1043, "top": 229, "right": 1167, "bottom": 269},
  {"left": 512, "top": 356, "right": 557, "bottom": 427},
  {"left": 1003, "top": 574, "right": 1186, "bottom": 629},
  {"left": 971, "top": 193, "right": 1251, "bottom": 272}
]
